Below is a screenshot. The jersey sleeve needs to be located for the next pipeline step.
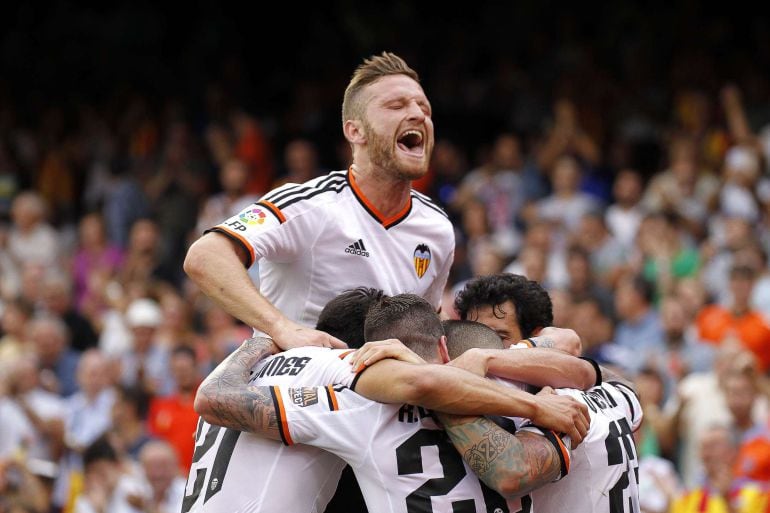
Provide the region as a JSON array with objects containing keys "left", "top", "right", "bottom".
[
  {"left": 604, "top": 381, "right": 644, "bottom": 431},
  {"left": 205, "top": 197, "right": 320, "bottom": 268},
  {"left": 516, "top": 425, "right": 572, "bottom": 482},
  {"left": 269, "top": 385, "right": 374, "bottom": 467}
]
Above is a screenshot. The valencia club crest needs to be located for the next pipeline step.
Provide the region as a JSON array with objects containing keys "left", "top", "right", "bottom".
[{"left": 413, "top": 244, "right": 431, "bottom": 279}]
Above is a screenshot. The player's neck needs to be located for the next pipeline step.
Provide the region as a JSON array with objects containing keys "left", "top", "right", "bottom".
[{"left": 350, "top": 164, "right": 412, "bottom": 219}]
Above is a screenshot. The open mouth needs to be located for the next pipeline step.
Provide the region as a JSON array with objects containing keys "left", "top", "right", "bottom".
[{"left": 397, "top": 129, "right": 425, "bottom": 157}]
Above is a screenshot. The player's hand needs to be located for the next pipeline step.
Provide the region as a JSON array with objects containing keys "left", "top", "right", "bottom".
[
  {"left": 446, "top": 348, "right": 489, "bottom": 377},
  {"left": 532, "top": 327, "right": 582, "bottom": 355},
  {"left": 531, "top": 387, "right": 590, "bottom": 447},
  {"left": 349, "top": 339, "right": 425, "bottom": 371},
  {"left": 271, "top": 320, "right": 347, "bottom": 350}
]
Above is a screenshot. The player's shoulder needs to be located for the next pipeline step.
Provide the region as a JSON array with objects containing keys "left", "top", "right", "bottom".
[
  {"left": 602, "top": 381, "right": 641, "bottom": 417},
  {"left": 280, "top": 346, "right": 355, "bottom": 360},
  {"left": 259, "top": 170, "right": 350, "bottom": 215},
  {"left": 251, "top": 347, "right": 354, "bottom": 380},
  {"left": 555, "top": 387, "right": 588, "bottom": 402},
  {"left": 410, "top": 189, "right": 450, "bottom": 220}
]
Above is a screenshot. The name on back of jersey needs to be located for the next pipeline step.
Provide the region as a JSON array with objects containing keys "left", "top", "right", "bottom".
[
  {"left": 581, "top": 387, "right": 618, "bottom": 413},
  {"left": 251, "top": 355, "right": 311, "bottom": 381},
  {"left": 398, "top": 404, "right": 432, "bottom": 423}
]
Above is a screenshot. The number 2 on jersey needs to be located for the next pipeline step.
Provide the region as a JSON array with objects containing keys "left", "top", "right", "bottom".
[{"left": 397, "top": 428, "right": 508, "bottom": 513}]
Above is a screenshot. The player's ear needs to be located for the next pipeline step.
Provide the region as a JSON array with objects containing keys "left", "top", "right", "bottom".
[
  {"left": 531, "top": 327, "right": 543, "bottom": 336},
  {"left": 438, "top": 335, "right": 450, "bottom": 364},
  {"left": 343, "top": 119, "right": 366, "bottom": 145}
]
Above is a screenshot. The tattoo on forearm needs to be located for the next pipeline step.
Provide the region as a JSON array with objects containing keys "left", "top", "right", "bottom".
[
  {"left": 443, "top": 417, "right": 563, "bottom": 497},
  {"left": 463, "top": 427, "right": 510, "bottom": 475},
  {"left": 197, "top": 337, "right": 281, "bottom": 438}
]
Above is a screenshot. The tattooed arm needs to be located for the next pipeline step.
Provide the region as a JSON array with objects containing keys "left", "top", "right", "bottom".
[
  {"left": 193, "top": 337, "right": 283, "bottom": 438},
  {"left": 438, "top": 414, "right": 566, "bottom": 499}
]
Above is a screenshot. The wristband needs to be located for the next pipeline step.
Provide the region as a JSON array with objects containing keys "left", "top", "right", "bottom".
[
  {"left": 526, "top": 337, "right": 537, "bottom": 348},
  {"left": 578, "top": 356, "right": 602, "bottom": 387}
]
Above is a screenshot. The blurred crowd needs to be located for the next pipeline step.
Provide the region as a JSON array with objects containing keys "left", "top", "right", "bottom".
[{"left": 3, "top": 5, "right": 770, "bottom": 513}]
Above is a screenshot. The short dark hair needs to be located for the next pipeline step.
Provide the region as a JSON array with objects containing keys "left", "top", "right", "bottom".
[
  {"left": 342, "top": 52, "right": 419, "bottom": 125},
  {"left": 442, "top": 320, "right": 504, "bottom": 359},
  {"left": 454, "top": 273, "right": 553, "bottom": 338},
  {"left": 316, "top": 287, "right": 386, "bottom": 348},
  {"left": 83, "top": 435, "right": 118, "bottom": 469},
  {"left": 364, "top": 294, "right": 442, "bottom": 360}
]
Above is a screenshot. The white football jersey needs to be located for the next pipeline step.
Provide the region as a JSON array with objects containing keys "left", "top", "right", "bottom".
[
  {"left": 207, "top": 169, "right": 454, "bottom": 330},
  {"left": 528, "top": 382, "right": 642, "bottom": 513},
  {"left": 272, "top": 385, "right": 569, "bottom": 513},
  {"left": 182, "top": 347, "right": 363, "bottom": 513}
]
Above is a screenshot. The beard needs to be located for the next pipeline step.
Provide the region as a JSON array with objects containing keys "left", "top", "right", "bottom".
[{"left": 362, "top": 119, "right": 430, "bottom": 181}]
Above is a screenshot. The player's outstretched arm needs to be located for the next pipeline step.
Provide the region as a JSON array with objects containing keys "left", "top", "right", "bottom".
[
  {"left": 184, "top": 233, "right": 345, "bottom": 349},
  {"left": 450, "top": 347, "right": 597, "bottom": 391},
  {"left": 439, "top": 413, "right": 567, "bottom": 499},
  {"left": 354, "top": 360, "right": 590, "bottom": 444},
  {"left": 194, "top": 336, "right": 284, "bottom": 438}
]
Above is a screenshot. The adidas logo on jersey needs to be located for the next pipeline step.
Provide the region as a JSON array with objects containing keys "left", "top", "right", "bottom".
[{"left": 345, "top": 239, "right": 370, "bottom": 257}]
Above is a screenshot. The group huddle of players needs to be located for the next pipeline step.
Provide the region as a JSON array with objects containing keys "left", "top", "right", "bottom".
[
  {"left": 182, "top": 52, "right": 641, "bottom": 513},
  {"left": 181, "top": 276, "right": 640, "bottom": 513}
]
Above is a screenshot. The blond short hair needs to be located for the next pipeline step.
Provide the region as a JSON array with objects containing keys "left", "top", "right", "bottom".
[{"left": 341, "top": 52, "right": 419, "bottom": 125}]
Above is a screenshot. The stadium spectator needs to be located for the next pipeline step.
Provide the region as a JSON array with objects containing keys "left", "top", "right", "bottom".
[
  {"left": 72, "top": 435, "right": 147, "bottom": 513},
  {"left": 7, "top": 192, "right": 59, "bottom": 270},
  {"left": 1, "top": 354, "right": 66, "bottom": 463},
  {"left": 722, "top": 370, "right": 770, "bottom": 483},
  {"left": 274, "top": 138, "right": 324, "bottom": 188},
  {"left": 572, "top": 212, "right": 628, "bottom": 287},
  {"left": 119, "top": 298, "right": 173, "bottom": 396},
  {"left": 72, "top": 212, "right": 124, "bottom": 316},
  {"left": 696, "top": 265, "right": 770, "bottom": 371},
  {"left": 56, "top": 350, "right": 117, "bottom": 511},
  {"left": 642, "top": 135, "right": 719, "bottom": 239},
  {"left": 634, "top": 212, "right": 700, "bottom": 299},
  {"left": 454, "top": 133, "right": 529, "bottom": 257},
  {"left": 194, "top": 158, "right": 258, "bottom": 237},
  {"left": 28, "top": 315, "right": 80, "bottom": 397},
  {"left": 137, "top": 441, "right": 185, "bottom": 513},
  {"left": 612, "top": 274, "right": 665, "bottom": 371},
  {"left": 0, "top": 299, "right": 33, "bottom": 370},
  {"left": 40, "top": 273, "right": 98, "bottom": 352},
  {"left": 535, "top": 154, "right": 602, "bottom": 235},
  {"left": 563, "top": 245, "right": 615, "bottom": 318},
  {"left": 110, "top": 385, "right": 155, "bottom": 461},
  {"left": 605, "top": 168, "right": 645, "bottom": 252},
  {"left": 658, "top": 344, "right": 769, "bottom": 487},
  {"left": 670, "top": 425, "right": 770, "bottom": 513},
  {"left": 147, "top": 346, "right": 200, "bottom": 473},
  {"left": 197, "top": 300, "right": 252, "bottom": 366}
]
